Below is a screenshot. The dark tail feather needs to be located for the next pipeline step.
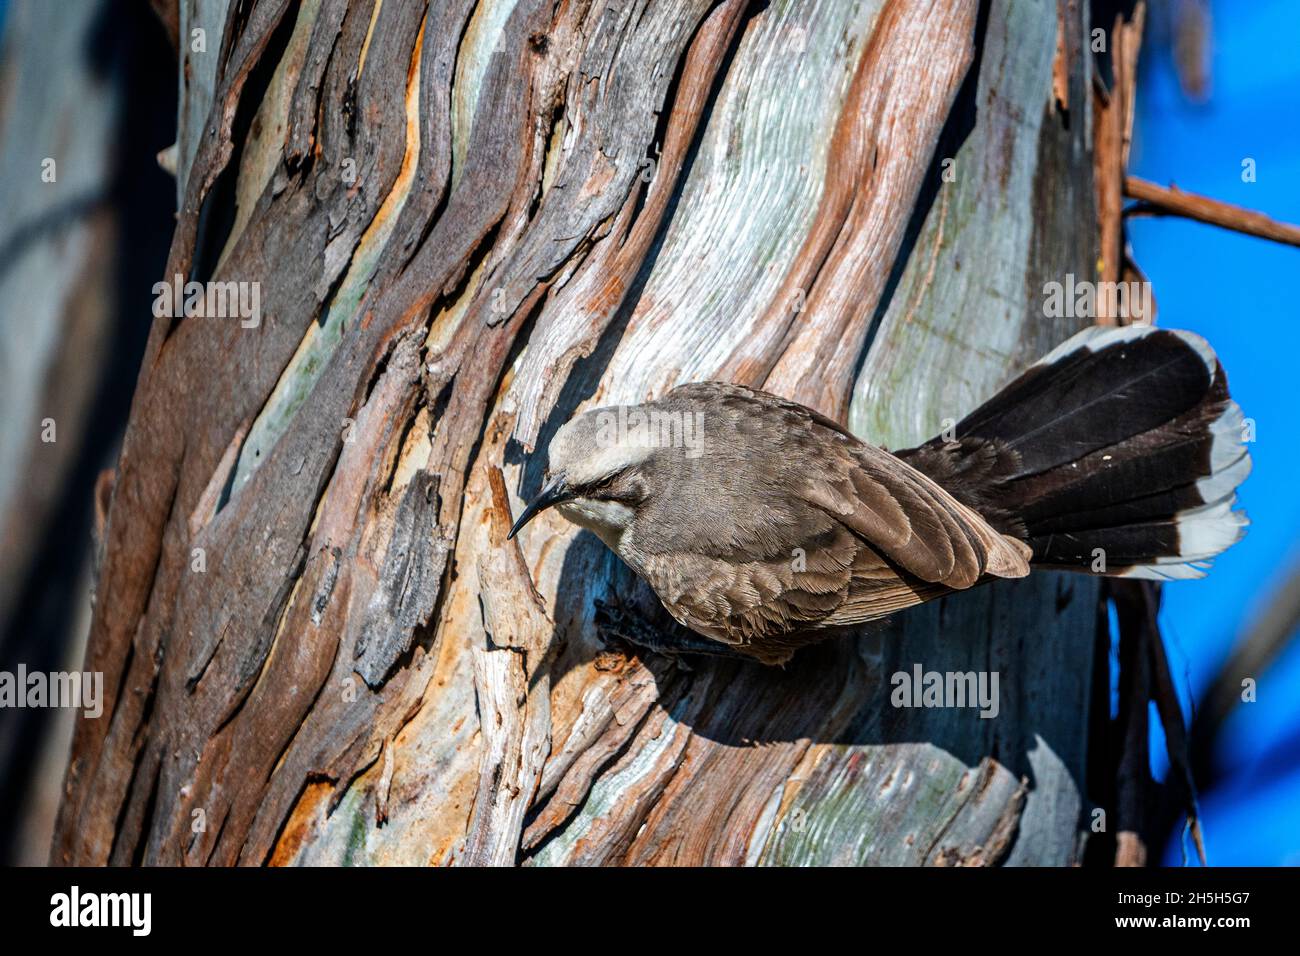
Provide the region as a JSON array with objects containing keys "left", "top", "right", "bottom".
[{"left": 899, "top": 325, "right": 1250, "bottom": 580}]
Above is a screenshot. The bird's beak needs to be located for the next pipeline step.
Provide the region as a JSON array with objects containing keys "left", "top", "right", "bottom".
[{"left": 507, "top": 473, "right": 573, "bottom": 540}]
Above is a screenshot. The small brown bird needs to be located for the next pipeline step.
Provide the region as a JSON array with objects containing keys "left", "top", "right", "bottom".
[{"left": 509, "top": 326, "right": 1250, "bottom": 665}]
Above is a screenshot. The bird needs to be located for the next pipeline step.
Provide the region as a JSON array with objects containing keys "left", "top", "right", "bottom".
[{"left": 507, "top": 325, "right": 1251, "bottom": 665}]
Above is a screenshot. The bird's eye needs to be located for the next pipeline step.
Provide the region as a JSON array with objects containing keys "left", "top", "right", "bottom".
[{"left": 589, "top": 467, "right": 628, "bottom": 495}]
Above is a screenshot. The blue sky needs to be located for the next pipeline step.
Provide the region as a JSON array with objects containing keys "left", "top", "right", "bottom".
[{"left": 1126, "top": 0, "right": 1300, "bottom": 865}]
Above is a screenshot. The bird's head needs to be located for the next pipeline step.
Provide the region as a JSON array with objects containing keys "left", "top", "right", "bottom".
[{"left": 508, "top": 403, "right": 678, "bottom": 546}]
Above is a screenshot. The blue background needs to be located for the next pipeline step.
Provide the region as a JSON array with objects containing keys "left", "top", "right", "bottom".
[{"left": 1128, "top": 0, "right": 1300, "bottom": 865}]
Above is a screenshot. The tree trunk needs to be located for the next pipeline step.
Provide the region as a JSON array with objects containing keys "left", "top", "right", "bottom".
[
  {"left": 54, "top": 0, "right": 1107, "bottom": 866},
  {"left": 0, "top": 0, "right": 174, "bottom": 864}
]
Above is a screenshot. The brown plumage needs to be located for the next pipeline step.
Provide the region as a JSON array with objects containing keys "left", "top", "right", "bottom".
[{"left": 509, "top": 326, "right": 1250, "bottom": 665}]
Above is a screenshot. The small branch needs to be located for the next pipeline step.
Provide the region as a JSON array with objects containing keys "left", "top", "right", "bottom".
[
  {"left": 1140, "top": 582, "right": 1207, "bottom": 866},
  {"left": 1125, "top": 176, "right": 1300, "bottom": 248},
  {"left": 1111, "top": 580, "right": 1152, "bottom": 867},
  {"left": 1092, "top": 4, "right": 1145, "bottom": 324},
  {"left": 1109, "top": 579, "right": 1207, "bottom": 866}
]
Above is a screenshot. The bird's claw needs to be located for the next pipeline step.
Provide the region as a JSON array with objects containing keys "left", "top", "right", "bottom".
[{"left": 592, "top": 595, "right": 748, "bottom": 666}]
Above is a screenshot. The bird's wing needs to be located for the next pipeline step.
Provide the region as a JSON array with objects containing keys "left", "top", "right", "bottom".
[{"left": 799, "top": 438, "right": 1031, "bottom": 590}]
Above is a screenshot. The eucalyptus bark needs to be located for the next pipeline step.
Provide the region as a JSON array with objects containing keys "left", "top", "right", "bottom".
[{"left": 54, "top": 0, "right": 1108, "bottom": 866}]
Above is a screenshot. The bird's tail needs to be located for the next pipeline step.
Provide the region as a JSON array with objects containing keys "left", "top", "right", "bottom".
[{"left": 899, "top": 325, "right": 1250, "bottom": 580}]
